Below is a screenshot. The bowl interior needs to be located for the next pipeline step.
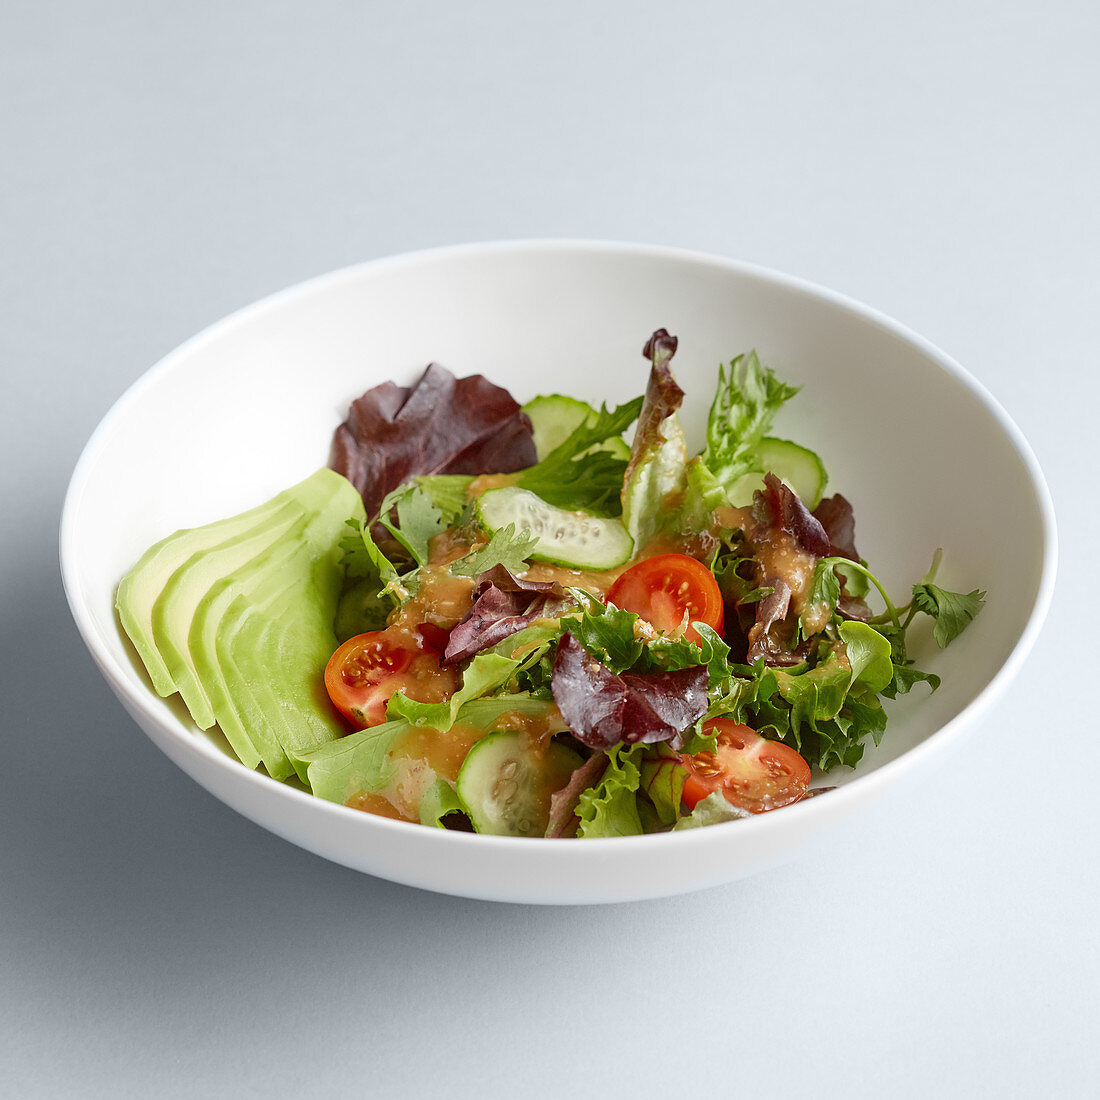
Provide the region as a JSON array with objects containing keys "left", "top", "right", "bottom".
[{"left": 62, "top": 242, "right": 1053, "bottom": 892}]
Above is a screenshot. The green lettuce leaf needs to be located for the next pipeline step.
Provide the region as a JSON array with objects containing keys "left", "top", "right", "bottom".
[
  {"left": 333, "top": 576, "right": 392, "bottom": 640},
  {"left": 486, "top": 620, "right": 563, "bottom": 660},
  {"left": 745, "top": 624, "right": 896, "bottom": 771},
  {"left": 300, "top": 693, "right": 558, "bottom": 805},
  {"left": 639, "top": 744, "right": 688, "bottom": 826},
  {"left": 298, "top": 716, "right": 413, "bottom": 803},
  {"left": 807, "top": 558, "right": 842, "bottom": 618},
  {"left": 575, "top": 746, "right": 645, "bottom": 838},
  {"left": 714, "top": 554, "right": 774, "bottom": 606},
  {"left": 883, "top": 663, "right": 941, "bottom": 698},
  {"left": 562, "top": 595, "right": 644, "bottom": 673},
  {"left": 672, "top": 791, "right": 751, "bottom": 830},
  {"left": 414, "top": 475, "right": 473, "bottom": 523},
  {"left": 620, "top": 413, "right": 689, "bottom": 550},
  {"left": 772, "top": 652, "right": 851, "bottom": 735},
  {"left": 645, "top": 623, "right": 732, "bottom": 688},
  {"left": 386, "top": 651, "right": 524, "bottom": 731},
  {"left": 621, "top": 335, "right": 690, "bottom": 548},
  {"left": 678, "top": 457, "right": 729, "bottom": 536},
  {"left": 838, "top": 620, "right": 893, "bottom": 694},
  {"left": 418, "top": 778, "right": 469, "bottom": 828}
]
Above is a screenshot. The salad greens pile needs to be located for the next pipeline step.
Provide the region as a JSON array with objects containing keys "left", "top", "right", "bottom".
[
  {"left": 306, "top": 330, "right": 984, "bottom": 836},
  {"left": 117, "top": 329, "right": 984, "bottom": 838}
]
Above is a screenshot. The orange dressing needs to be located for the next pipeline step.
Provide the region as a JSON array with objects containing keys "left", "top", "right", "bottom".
[
  {"left": 346, "top": 791, "right": 409, "bottom": 821},
  {"left": 492, "top": 705, "right": 569, "bottom": 758},
  {"left": 393, "top": 721, "right": 483, "bottom": 783},
  {"left": 750, "top": 527, "right": 819, "bottom": 616},
  {"left": 386, "top": 567, "right": 477, "bottom": 640},
  {"left": 467, "top": 471, "right": 522, "bottom": 498},
  {"left": 521, "top": 560, "right": 625, "bottom": 597},
  {"left": 428, "top": 526, "right": 482, "bottom": 567},
  {"left": 714, "top": 504, "right": 754, "bottom": 532}
]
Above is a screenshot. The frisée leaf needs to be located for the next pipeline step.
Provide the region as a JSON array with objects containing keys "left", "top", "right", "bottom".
[
  {"left": 575, "top": 746, "right": 645, "bottom": 838},
  {"left": 701, "top": 351, "right": 800, "bottom": 490}
]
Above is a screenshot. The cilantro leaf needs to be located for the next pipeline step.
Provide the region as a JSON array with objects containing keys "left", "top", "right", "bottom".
[
  {"left": 378, "top": 484, "right": 447, "bottom": 568},
  {"left": 700, "top": 351, "right": 800, "bottom": 490},
  {"left": 449, "top": 522, "right": 540, "bottom": 577},
  {"left": 882, "top": 663, "right": 941, "bottom": 699},
  {"left": 338, "top": 519, "right": 384, "bottom": 580},
  {"left": 516, "top": 396, "right": 644, "bottom": 514},
  {"left": 912, "top": 582, "right": 987, "bottom": 647}
]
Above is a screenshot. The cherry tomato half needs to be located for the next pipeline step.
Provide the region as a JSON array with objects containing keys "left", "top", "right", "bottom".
[
  {"left": 324, "top": 628, "right": 455, "bottom": 729},
  {"left": 681, "top": 718, "right": 811, "bottom": 814},
  {"left": 606, "top": 553, "right": 724, "bottom": 645}
]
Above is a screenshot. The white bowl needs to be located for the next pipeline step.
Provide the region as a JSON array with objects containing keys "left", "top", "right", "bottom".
[{"left": 61, "top": 241, "right": 1056, "bottom": 904}]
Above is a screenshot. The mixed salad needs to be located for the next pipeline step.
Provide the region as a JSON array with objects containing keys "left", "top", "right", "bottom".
[{"left": 118, "top": 330, "right": 985, "bottom": 837}]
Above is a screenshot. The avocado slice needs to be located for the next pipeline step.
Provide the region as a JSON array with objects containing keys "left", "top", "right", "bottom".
[
  {"left": 216, "top": 482, "right": 355, "bottom": 778},
  {"left": 235, "top": 477, "right": 356, "bottom": 778},
  {"left": 150, "top": 500, "right": 307, "bottom": 728},
  {"left": 188, "top": 525, "right": 312, "bottom": 772},
  {"left": 118, "top": 468, "right": 365, "bottom": 776},
  {"left": 117, "top": 493, "right": 287, "bottom": 697},
  {"left": 225, "top": 580, "right": 345, "bottom": 781}
]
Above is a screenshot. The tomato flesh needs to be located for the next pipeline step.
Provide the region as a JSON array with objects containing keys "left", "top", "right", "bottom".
[
  {"left": 324, "top": 628, "right": 453, "bottom": 729},
  {"left": 606, "top": 553, "right": 724, "bottom": 645},
  {"left": 681, "top": 718, "right": 810, "bottom": 814}
]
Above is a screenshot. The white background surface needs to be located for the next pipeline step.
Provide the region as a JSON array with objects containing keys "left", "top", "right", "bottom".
[{"left": 3, "top": 2, "right": 1096, "bottom": 1096}]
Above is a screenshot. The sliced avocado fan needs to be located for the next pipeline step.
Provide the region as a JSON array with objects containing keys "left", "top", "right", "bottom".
[{"left": 116, "top": 468, "right": 364, "bottom": 777}]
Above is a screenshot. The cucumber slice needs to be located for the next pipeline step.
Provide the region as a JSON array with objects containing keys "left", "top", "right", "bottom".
[
  {"left": 476, "top": 486, "right": 633, "bottom": 571},
  {"left": 456, "top": 731, "right": 582, "bottom": 836},
  {"left": 728, "top": 437, "right": 828, "bottom": 509},
  {"left": 523, "top": 394, "right": 630, "bottom": 461}
]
